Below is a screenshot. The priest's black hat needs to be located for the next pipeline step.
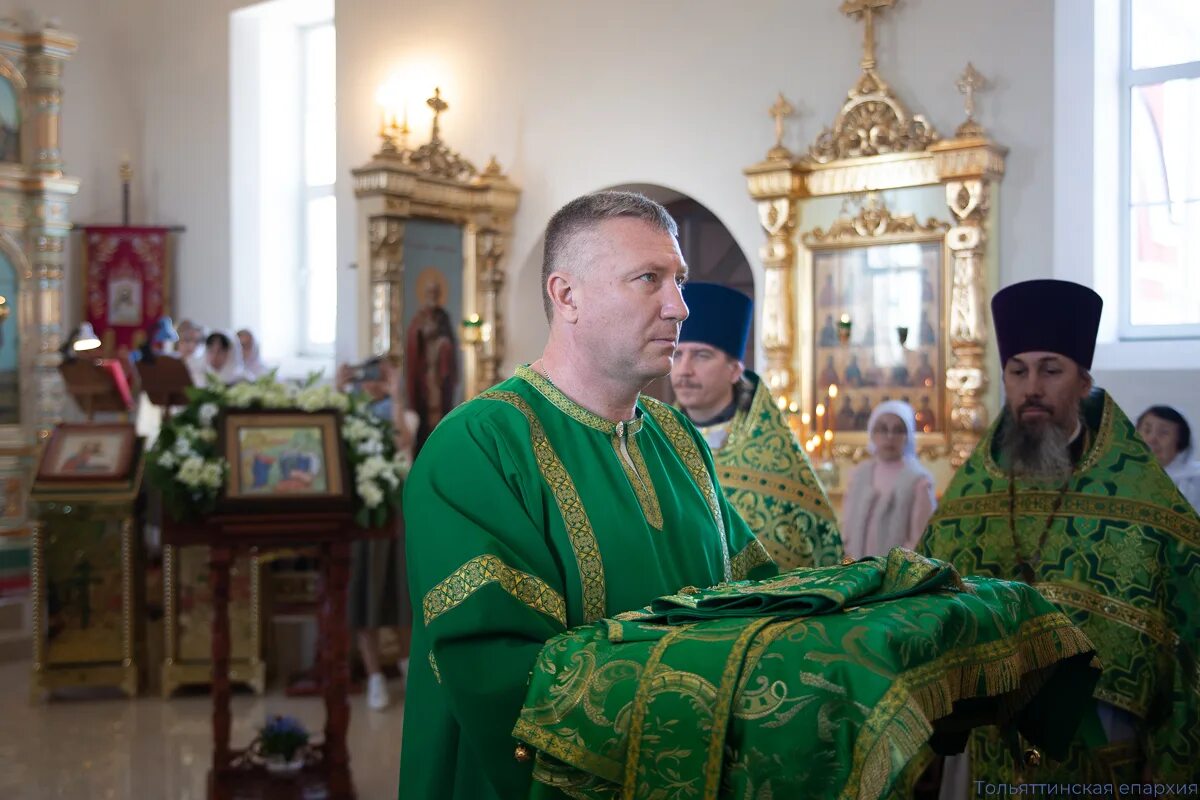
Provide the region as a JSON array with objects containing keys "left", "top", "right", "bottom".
[
  {"left": 990, "top": 279, "right": 1103, "bottom": 369},
  {"left": 679, "top": 283, "right": 753, "bottom": 361}
]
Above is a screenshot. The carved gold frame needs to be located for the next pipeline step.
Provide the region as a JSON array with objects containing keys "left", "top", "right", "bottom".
[
  {"left": 799, "top": 196, "right": 952, "bottom": 459},
  {"left": 351, "top": 103, "right": 519, "bottom": 398},
  {"left": 744, "top": 5, "right": 1005, "bottom": 469}
]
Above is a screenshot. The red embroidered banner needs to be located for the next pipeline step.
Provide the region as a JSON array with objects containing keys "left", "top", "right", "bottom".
[{"left": 80, "top": 226, "right": 174, "bottom": 356}]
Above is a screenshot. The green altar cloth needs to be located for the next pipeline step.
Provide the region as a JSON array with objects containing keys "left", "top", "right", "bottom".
[{"left": 515, "top": 549, "right": 1100, "bottom": 800}]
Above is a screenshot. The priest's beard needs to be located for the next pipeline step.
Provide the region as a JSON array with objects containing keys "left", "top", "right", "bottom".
[{"left": 998, "top": 406, "right": 1078, "bottom": 481}]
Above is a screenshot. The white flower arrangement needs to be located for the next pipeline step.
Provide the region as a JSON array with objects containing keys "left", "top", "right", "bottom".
[{"left": 147, "top": 371, "right": 407, "bottom": 525}]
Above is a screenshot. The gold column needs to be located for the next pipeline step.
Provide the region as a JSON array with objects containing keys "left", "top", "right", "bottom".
[
  {"left": 367, "top": 216, "right": 405, "bottom": 362},
  {"left": 931, "top": 137, "right": 1006, "bottom": 466},
  {"left": 475, "top": 226, "right": 504, "bottom": 388},
  {"left": 17, "top": 29, "right": 78, "bottom": 435},
  {"left": 23, "top": 30, "right": 76, "bottom": 176},
  {"left": 744, "top": 159, "right": 806, "bottom": 400}
]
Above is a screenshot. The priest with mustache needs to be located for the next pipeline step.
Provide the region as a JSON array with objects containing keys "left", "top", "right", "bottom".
[
  {"left": 671, "top": 282, "right": 843, "bottom": 569},
  {"left": 920, "top": 279, "right": 1200, "bottom": 789}
]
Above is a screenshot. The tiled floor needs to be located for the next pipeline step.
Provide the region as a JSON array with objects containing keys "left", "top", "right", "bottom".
[{"left": 0, "top": 659, "right": 403, "bottom": 799}]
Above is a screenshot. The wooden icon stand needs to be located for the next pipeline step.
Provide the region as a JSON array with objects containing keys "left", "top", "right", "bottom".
[{"left": 164, "top": 513, "right": 390, "bottom": 800}]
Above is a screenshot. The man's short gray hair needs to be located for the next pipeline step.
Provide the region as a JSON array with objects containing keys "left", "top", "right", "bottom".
[{"left": 541, "top": 191, "right": 679, "bottom": 321}]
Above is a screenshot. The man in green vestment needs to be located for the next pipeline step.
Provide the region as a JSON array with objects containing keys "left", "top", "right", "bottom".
[
  {"left": 399, "top": 191, "right": 775, "bottom": 799},
  {"left": 672, "top": 282, "right": 843, "bottom": 569},
  {"left": 920, "top": 279, "right": 1200, "bottom": 789}
]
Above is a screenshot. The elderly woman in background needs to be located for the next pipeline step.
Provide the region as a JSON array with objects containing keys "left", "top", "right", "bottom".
[
  {"left": 841, "top": 400, "right": 937, "bottom": 558},
  {"left": 1137, "top": 405, "right": 1200, "bottom": 511},
  {"left": 175, "top": 319, "right": 207, "bottom": 384}
]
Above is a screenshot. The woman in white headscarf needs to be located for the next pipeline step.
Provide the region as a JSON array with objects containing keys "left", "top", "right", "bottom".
[
  {"left": 236, "top": 328, "right": 269, "bottom": 380},
  {"left": 841, "top": 399, "right": 937, "bottom": 558},
  {"left": 200, "top": 330, "right": 246, "bottom": 385},
  {"left": 1137, "top": 404, "right": 1200, "bottom": 511}
]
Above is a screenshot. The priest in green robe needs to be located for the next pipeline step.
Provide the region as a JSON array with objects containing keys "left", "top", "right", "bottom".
[
  {"left": 399, "top": 191, "right": 775, "bottom": 800},
  {"left": 920, "top": 279, "right": 1200, "bottom": 787},
  {"left": 672, "top": 282, "right": 843, "bottom": 570}
]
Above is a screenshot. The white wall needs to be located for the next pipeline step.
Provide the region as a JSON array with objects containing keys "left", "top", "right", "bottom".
[
  {"left": 334, "top": 0, "right": 1056, "bottom": 371},
  {"left": 136, "top": 0, "right": 261, "bottom": 333}
]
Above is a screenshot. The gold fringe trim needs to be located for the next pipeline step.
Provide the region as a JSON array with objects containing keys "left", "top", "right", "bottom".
[{"left": 840, "top": 612, "right": 1097, "bottom": 800}]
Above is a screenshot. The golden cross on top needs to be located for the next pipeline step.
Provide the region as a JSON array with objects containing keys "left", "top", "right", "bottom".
[
  {"left": 957, "top": 62, "right": 985, "bottom": 122},
  {"left": 769, "top": 92, "right": 795, "bottom": 155},
  {"left": 427, "top": 87, "right": 448, "bottom": 142},
  {"left": 840, "top": 0, "right": 895, "bottom": 70},
  {"left": 955, "top": 62, "right": 988, "bottom": 136}
]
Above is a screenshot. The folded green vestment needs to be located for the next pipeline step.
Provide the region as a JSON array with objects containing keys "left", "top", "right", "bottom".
[{"left": 515, "top": 549, "right": 1100, "bottom": 800}]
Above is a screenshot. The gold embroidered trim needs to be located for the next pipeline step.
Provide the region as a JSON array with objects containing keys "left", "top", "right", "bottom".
[
  {"left": 621, "top": 626, "right": 691, "bottom": 798},
  {"left": 717, "top": 467, "right": 838, "bottom": 522},
  {"left": 1032, "top": 581, "right": 1178, "bottom": 649},
  {"left": 515, "top": 364, "right": 644, "bottom": 436},
  {"left": 703, "top": 618, "right": 775, "bottom": 800},
  {"left": 422, "top": 554, "right": 567, "bottom": 627},
  {"left": 512, "top": 717, "right": 625, "bottom": 784},
  {"left": 482, "top": 390, "right": 608, "bottom": 621},
  {"left": 729, "top": 538, "right": 773, "bottom": 580},
  {"left": 613, "top": 432, "right": 663, "bottom": 530},
  {"left": 643, "top": 396, "right": 732, "bottom": 581},
  {"left": 428, "top": 651, "right": 442, "bottom": 684},
  {"left": 1094, "top": 687, "right": 1150, "bottom": 720},
  {"left": 936, "top": 491, "right": 1200, "bottom": 548}
]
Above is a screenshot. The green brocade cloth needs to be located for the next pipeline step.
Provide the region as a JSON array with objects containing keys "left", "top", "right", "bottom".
[
  {"left": 708, "top": 372, "right": 844, "bottom": 570},
  {"left": 515, "top": 549, "right": 1100, "bottom": 800},
  {"left": 615, "top": 547, "right": 962, "bottom": 624}
]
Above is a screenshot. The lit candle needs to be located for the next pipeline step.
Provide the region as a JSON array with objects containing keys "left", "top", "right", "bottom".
[
  {"left": 827, "top": 384, "right": 839, "bottom": 442},
  {"left": 801, "top": 411, "right": 811, "bottom": 442}
]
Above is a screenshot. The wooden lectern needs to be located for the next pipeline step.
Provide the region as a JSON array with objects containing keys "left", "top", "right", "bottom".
[
  {"left": 59, "top": 358, "right": 136, "bottom": 420},
  {"left": 163, "top": 511, "right": 389, "bottom": 800},
  {"left": 135, "top": 354, "right": 194, "bottom": 409}
]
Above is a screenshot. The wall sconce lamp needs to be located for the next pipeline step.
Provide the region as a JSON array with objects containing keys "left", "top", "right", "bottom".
[
  {"left": 461, "top": 314, "right": 494, "bottom": 347},
  {"left": 461, "top": 313, "right": 483, "bottom": 346}
]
